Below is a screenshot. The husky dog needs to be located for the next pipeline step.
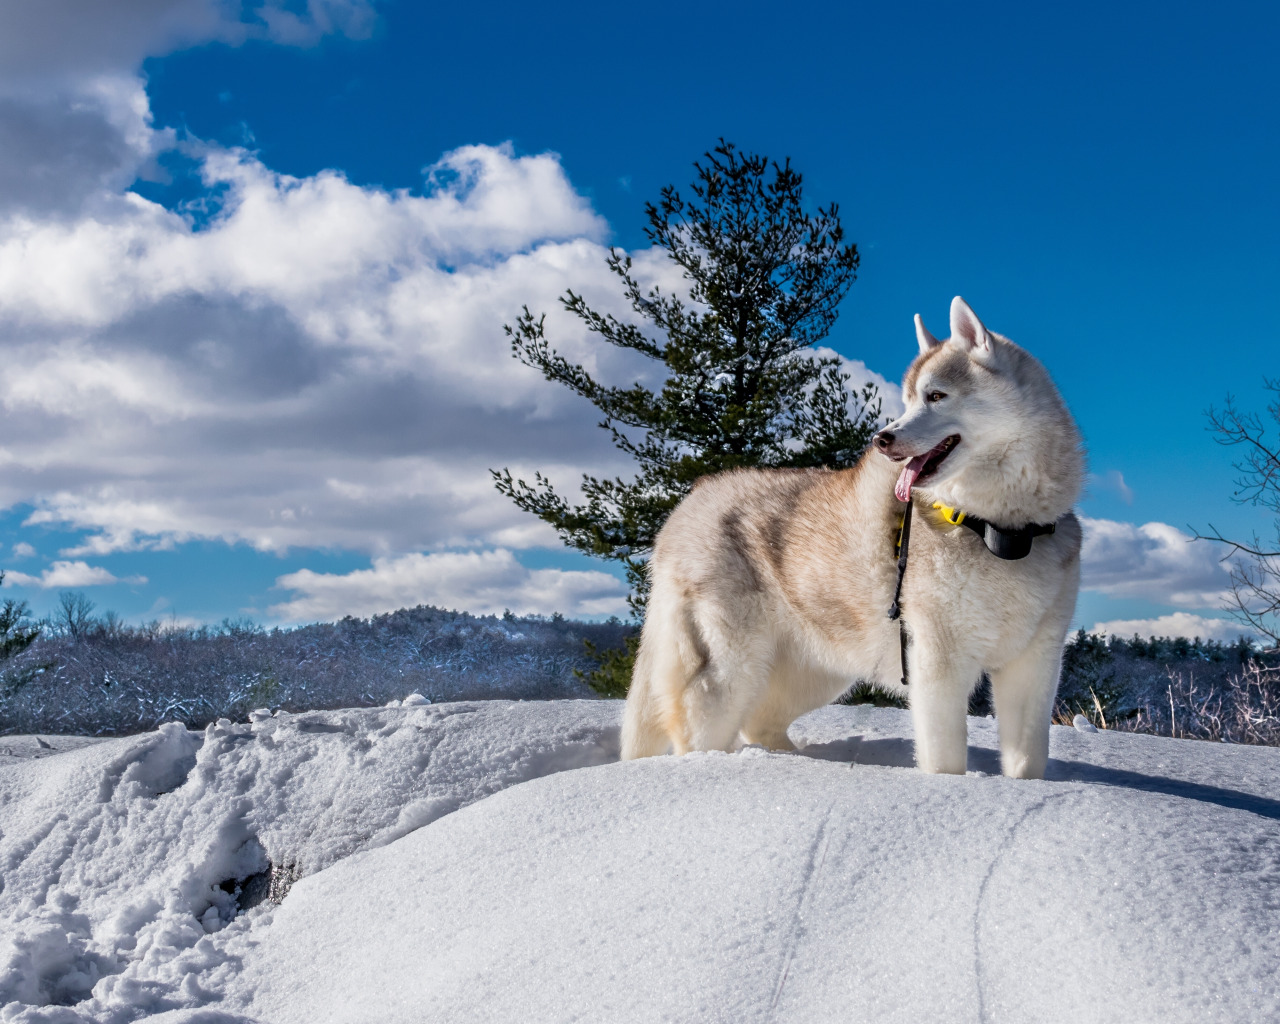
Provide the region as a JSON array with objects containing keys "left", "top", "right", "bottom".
[{"left": 620, "top": 297, "right": 1083, "bottom": 778}]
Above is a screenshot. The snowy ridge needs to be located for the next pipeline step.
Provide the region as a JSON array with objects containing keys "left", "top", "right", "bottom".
[{"left": 1, "top": 703, "right": 1277, "bottom": 1022}]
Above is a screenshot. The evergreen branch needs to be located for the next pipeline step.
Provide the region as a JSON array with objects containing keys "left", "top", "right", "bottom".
[
  {"left": 562, "top": 286, "right": 666, "bottom": 360},
  {"left": 1, "top": 572, "right": 41, "bottom": 662},
  {"left": 504, "top": 307, "right": 662, "bottom": 426}
]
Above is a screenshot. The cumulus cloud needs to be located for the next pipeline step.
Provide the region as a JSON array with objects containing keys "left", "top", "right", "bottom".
[
  {"left": 1088, "top": 470, "right": 1134, "bottom": 505},
  {"left": 0, "top": 76, "right": 171, "bottom": 218},
  {"left": 1079, "top": 517, "right": 1237, "bottom": 610},
  {"left": 10, "top": 543, "right": 36, "bottom": 559},
  {"left": 1087, "top": 612, "right": 1254, "bottom": 644},
  {"left": 270, "top": 549, "right": 628, "bottom": 623},
  {"left": 0, "top": 0, "right": 917, "bottom": 622},
  {"left": 2, "top": 560, "right": 146, "bottom": 589},
  {"left": 0, "top": 1, "right": 377, "bottom": 88},
  {"left": 0, "top": 140, "right": 684, "bottom": 557},
  {"left": 0, "top": 2, "right": 379, "bottom": 220}
]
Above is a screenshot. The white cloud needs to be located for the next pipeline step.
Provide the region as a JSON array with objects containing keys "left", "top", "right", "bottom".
[
  {"left": 0, "top": 0, "right": 911, "bottom": 612},
  {"left": 0, "top": 1, "right": 377, "bottom": 88},
  {"left": 0, "top": 144, "right": 608, "bottom": 328},
  {"left": 10, "top": 542, "right": 36, "bottom": 559},
  {"left": 1079, "top": 517, "right": 1236, "bottom": 610},
  {"left": 269, "top": 549, "right": 628, "bottom": 623},
  {"left": 1087, "top": 612, "right": 1254, "bottom": 644},
  {"left": 0, "top": 75, "right": 169, "bottom": 218},
  {"left": 2, "top": 560, "right": 146, "bottom": 589},
  {"left": 0, "top": 0, "right": 378, "bottom": 221},
  {"left": 1088, "top": 470, "right": 1134, "bottom": 505},
  {"left": 0, "top": 138, "right": 669, "bottom": 557}
]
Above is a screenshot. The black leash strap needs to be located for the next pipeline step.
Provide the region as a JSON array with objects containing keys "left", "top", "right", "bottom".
[{"left": 887, "top": 500, "right": 912, "bottom": 687}]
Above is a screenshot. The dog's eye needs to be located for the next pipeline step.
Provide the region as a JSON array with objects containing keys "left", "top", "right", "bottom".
[{"left": 926, "top": 390, "right": 947, "bottom": 403}]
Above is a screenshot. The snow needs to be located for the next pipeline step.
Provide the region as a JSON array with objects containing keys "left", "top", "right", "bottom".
[
  {"left": 0, "top": 736, "right": 109, "bottom": 768},
  {"left": 1, "top": 701, "right": 1277, "bottom": 1022}
]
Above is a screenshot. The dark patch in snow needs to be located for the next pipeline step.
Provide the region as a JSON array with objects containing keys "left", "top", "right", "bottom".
[
  {"left": 1047, "top": 758, "right": 1280, "bottom": 820},
  {"left": 210, "top": 848, "right": 301, "bottom": 911},
  {"left": 216, "top": 868, "right": 271, "bottom": 914},
  {"left": 268, "top": 862, "right": 302, "bottom": 905},
  {"left": 234, "top": 870, "right": 271, "bottom": 912},
  {"left": 294, "top": 721, "right": 348, "bottom": 735}
]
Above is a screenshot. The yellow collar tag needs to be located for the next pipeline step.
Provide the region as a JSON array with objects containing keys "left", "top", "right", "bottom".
[{"left": 932, "top": 502, "right": 966, "bottom": 526}]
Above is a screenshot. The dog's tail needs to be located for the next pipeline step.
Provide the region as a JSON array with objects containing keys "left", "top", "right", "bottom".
[{"left": 620, "top": 629, "right": 671, "bottom": 759}]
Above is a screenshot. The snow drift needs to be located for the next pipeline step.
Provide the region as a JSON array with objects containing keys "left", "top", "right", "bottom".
[{"left": 1, "top": 702, "right": 1277, "bottom": 1022}]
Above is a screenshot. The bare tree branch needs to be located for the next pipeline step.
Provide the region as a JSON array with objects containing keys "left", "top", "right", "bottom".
[{"left": 1199, "top": 381, "right": 1280, "bottom": 642}]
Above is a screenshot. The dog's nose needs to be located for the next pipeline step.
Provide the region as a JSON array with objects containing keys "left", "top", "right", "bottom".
[{"left": 873, "top": 430, "right": 894, "bottom": 451}]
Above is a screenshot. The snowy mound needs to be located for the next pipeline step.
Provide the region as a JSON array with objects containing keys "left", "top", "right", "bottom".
[{"left": 2, "top": 703, "right": 1278, "bottom": 1023}]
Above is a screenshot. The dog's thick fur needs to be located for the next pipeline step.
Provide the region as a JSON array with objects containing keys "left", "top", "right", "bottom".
[{"left": 620, "top": 297, "right": 1083, "bottom": 778}]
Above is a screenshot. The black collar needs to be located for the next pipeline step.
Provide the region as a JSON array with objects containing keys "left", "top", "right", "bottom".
[{"left": 931, "top": 503, "right": 1057, "bottom": 560}]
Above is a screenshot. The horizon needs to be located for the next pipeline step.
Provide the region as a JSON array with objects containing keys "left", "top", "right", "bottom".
[{"left": 3, "top": 589, "right": 1266, "bottom": 650}]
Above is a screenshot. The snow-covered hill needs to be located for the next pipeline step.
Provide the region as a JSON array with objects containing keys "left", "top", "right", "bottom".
[{"left": 1, "top": 702, "right": 1277, "bottom": 1023}]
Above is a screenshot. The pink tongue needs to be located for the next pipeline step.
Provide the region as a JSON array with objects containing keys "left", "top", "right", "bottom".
[{"left": 894, "top": 454, "right": 930, "bottom": 503}]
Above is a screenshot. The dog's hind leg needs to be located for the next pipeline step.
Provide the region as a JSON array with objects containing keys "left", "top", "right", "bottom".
[
  {"left": 741, "top": 653, "right": 845, "bottom": 751},
  {"left": 620, "top": 591, "right": 744, "bottom": 757},
  {"left": 740, "top": 671, "right": 799, "bottom": 751},
  {"left": 667, "top": 604, "right": 770, "bottom": 755},
  {"left": 622, "top": 578, "right": 771, "bottom": 757}
]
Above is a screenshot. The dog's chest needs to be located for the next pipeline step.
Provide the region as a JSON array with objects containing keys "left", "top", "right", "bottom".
[{"left": 904, "top": 523, "right": 1071, "bottom": 648}]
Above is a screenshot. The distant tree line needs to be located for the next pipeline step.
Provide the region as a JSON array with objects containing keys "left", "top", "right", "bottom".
[
  {"left": 0, "top": 599, "right": 627, "bottom": 736},
  {"left": 4, "top": 586, "right": 1277, "bottom": 745}
]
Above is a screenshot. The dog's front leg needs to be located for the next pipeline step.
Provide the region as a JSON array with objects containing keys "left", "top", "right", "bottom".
[
  {"left": 906, "top": 636, "right": 978, "bottom": 775},
  {"left": 988, "top": 634, "right": 1064, "bottom": 780}
]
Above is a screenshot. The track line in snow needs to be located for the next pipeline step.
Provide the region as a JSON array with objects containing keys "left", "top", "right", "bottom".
[
  {"left": 971, "top": 791, "right": 1070, "bottom": 1024},
  {"left": 768, "top": 807, "right": 835, "bottom": 1018}
]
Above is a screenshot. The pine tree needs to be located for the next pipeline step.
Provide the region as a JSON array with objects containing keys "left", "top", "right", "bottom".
[
  {"left": 1, "top": 571, "right": 40, "bottom": 662},
  {"left": 492, "top": 141, "right": 882, "bottom": 694}
]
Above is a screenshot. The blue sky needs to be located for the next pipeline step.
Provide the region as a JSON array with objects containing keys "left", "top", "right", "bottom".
[{"left": 0, "top": 0, "right": 1276, "bottom": 638}]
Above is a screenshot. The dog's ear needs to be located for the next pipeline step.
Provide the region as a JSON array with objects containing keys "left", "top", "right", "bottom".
[
  {"left": 950, "top": 296, "right": 996, "bottom": 364},
  {"left": 914, "top": 314, "right": 941, "bottom": 355}
]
